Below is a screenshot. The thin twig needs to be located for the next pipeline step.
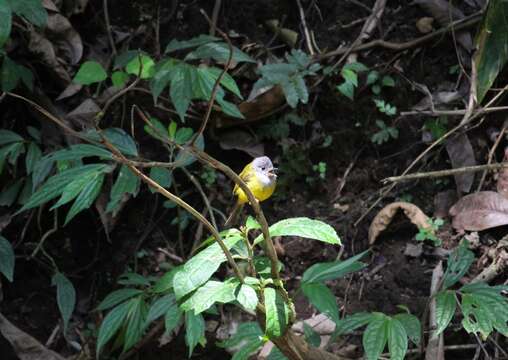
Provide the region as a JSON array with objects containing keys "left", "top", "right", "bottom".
[
  {"left": 296, "top": 0, "right": 315, "bottom": 55},
  {"left": 103, "top": 0, "right": 117, "bottom": 56},
  {"left": 400, "top": 105, "right": 508, "bottom": 117},
  {"left": 382, "top": 162, "right": 508, "bottom": 184},
  {"left": 477, "top": 123, "right": 507, "bottom": 191},
  {"left": 181, "top": 167, "right": 218, "bottom": 230},
  {"left": 209, "top": 0, "right": 222, "bottom": 36}
]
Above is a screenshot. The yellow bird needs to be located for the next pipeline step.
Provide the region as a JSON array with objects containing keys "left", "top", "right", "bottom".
[{"left": 224, "top": 156, "right": 277, "bottom": 227}]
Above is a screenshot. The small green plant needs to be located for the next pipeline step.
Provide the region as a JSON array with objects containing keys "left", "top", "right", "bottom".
[
  {"left": 374, "top": 99, "right": 397, "bottom": 116},
  {"left": 371, "top": 120, "right": 399, "bottom": 145},
  {"left": 313, "top": 161, "right": 327, "bottom": 180},
  {"left": 366, "top": 71, "right": 395, "bottom": 95},
  {"left": 416, "top": 218, "right": 444, "bottom": 246},
  {"left": 423, "top": 116, "right": 448, "bottom": 140},
  {"left": 200, "top": 167, "right": 217, "bottom": 187},
  {"left": 336, "top": 62, "right": 368, "bottom": 100}
]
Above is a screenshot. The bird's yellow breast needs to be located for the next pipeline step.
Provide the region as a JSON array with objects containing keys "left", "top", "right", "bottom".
[{"left": 233, "top": 162, "right": 276, "bottom": 204}]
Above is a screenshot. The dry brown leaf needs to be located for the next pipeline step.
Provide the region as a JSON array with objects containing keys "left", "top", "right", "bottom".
[
  {"left": 369, "top": 202, "right": 431, "bottom": 245},
  {"left": 446, "top": 133, "right": 476, "bottom": 193},
  {"left": 497, "top": 148, "right": 508, "bottom": 199},
  {"left": 449, "top": 191, "right": 508, "bottom": 231}
]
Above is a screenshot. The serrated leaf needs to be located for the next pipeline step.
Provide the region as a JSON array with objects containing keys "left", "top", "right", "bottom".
[
  {"left": 303, "top": 323, "right": 321, "bottom": 347},
  {"left": 387, "top": 318, "right": 408, "bottom": 360},
  {"left": 181, "top": 280, "right": 237, "bottom": 314},
  {"left": 254, "top": 217, "right": 341, "bottom": 246},
  {"left": 0, "top": 235, "right": 14, "bottom": 282},
  {"left": 366, "top": 71, "right": 379, "bottom": 86},
  {"left": 106, "top": 165, "right": 139, "bottom": 212},
  {"left": 123, "top": 297, "right": 146, "bottom": 352},
  {"left": 301, "top": 251, "right": 368, "bottom": 284},
  {"left": 149, "top": 59, "right": 177, "bottom": 101},
  {"left": 102, "top": 128, "right": 138, "bottom": 157},
  {"left": 335, "top": 312, "right": 373, "bottom": 335},
  {"left": 280, "top": 78, "right": 299, "bottom": 108},
  {"left": 237, "top": 284, "right": 258, "bottom": 311},
  {"left": 264, "top": 287, "right": 290, "bottom": 338},
  {"left": 193, "top": 67, "right": 225, "bottom": 100},
  {"left": 443, "top": 242, "right": 474, "bottom": 288},
  {"left": 185, "top": 42, "right": 255, "bottom": 64},
  {"left": 126, "top": 54, "right": 155, "bottom": 79},
  {"left": 44, "top": 144, "right": 113, "bottom": 163},
  {"left": 173, "top": 230, "right": 243, "bottom": 299},
  {"left": 51, "top": 170, "right": 100, "bottom": 210},
  {"left": 165, "top": 34, "right": 220, "bottom": 53},
  {"left": 205, "top": 67, "right": 242, "bottom": 98},
  {"left": 170, "top": 63, "right": 195, "bottom": 121},
  {"left": 73, "top": 61, "right": 107, "bottom": 85},
  {"left": 145, "top": 294, "right": 176, "bottom": 325},
  {"left": 25, "top": 142, "right": 41, "bottom": 174},
  {"left": 96, "top": 300, "right": 131, "bottom": 357},
  {"left": 64, "top": 172, "right": 105, "bottom": 225},
  {"left": 111, "top": 71, "right": 129, "bottom": 87},
  {"left": 152, "top": 267, "right": 181, "bottom": 294},
  {"left": 217, "top": 322, "right": 263, "bottom": 349},
  {"left": 19, "top": 164, "right": 110, "bottom": 212},
  {"left": 8, "top": 0, "right": 47, "bottom": 26},
  {"left": 185, "top": 311, "right": 205, "bottom": 357},
  {"left": 435, "top": 291, "right": 457, "bottom": 335},
  {"left": 118, "top": 272, "right": 151, "bottom": 287},
  {"left": 301, "top": 282, "right": 339, "bottom": 324},
  {"left": 97, "top": 288, "right": 144, "bottom": 311},
  {"left": 0, "top": 0, "right": 12, "bottom": 48},
  {"left": 51, "top": 272, "right": 76, "bottom": 333},
  {"left": 341, "top": 68, "right": 358, "bottom": 86},
  {"left": 337, "top": 81, "right": 355, "bottom": 100},
  {"left": 393, "top": 313, "right": 421, "bottom": 345},
  {"left": 362, "top": 313, "right": 389, "bottom": 360},
  {"left": 164, "top": 303, "right": 182, "bottom": 334},
  {"left": 292, "top": 74, "right": 308, "bottom": 104},
  {"left": 0, "top": 129, "right": 23, "bottom": 145}
]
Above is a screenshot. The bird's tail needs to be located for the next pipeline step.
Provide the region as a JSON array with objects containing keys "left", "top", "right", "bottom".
[{"left": 224, "top": 202, "right": 244, "bottom": 228}]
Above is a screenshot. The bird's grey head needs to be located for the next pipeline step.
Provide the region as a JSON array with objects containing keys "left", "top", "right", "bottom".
[{"left": 252, "top": 156, "right": 277, "bottom": 182}]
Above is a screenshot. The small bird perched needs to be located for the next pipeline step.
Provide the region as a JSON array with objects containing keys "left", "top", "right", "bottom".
[{"left": 224, "top": 156, "right": 277, "bottom": 227}]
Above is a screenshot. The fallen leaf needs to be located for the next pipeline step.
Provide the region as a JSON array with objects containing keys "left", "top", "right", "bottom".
[
  {"left": 449, "top": 191, "right": 508, "bottom": 231},
  {"left": 369, "top": 202, "right": 431, "bottom": 244},
  {"left": 497, "top": 148, "right": 508, "bottom": 199},
  {"left": 446, "top": 133, "right": 476, "bottom": 193}
]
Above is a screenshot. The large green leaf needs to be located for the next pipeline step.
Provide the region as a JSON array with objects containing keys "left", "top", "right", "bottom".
[
  {"left": 204, "top": 67, "right": 242, "bottom": 98},
  {"left": 51, "top": 273, "right": 76, "bottom": 333},
  {"left": 335, "top": 312, "right": 373, "bottom": 335},
  {"left": 185, "top": 311, "right": 205, "bottom": 357},
  {"left": 73, "top": 61, "right": 107, "bottom": 85},
  {"left": 236, "top": 284, "right": 258, "bottom": 311},
  {"left": 1, "top": 56, "right": 20, "bottom": 91},
  {"left": 362, "top": 313, "right": 389, "bottom": 360},
  {"left": 126, "top": 54, "right": 155, "bottom": 79},
  {"left": 185, "top": 42, "right": 255, "bottom": 64},
  {"left": 150, "top": 58, "right": 177, "bottom": 101},
  {"left": 181, "top": 280, "right": 237, "bottom": 314},
  {"left": 301, "top": 251, "right": 368, "bottom": 284},
  {"left": 0, "top": 129, "right": 23, "bottom": 145},
  {"left": 50, "top": 170, "right": 101, "bottom": 210},
  {"left": 145, "top": 294, "right": 176, "bottom": 325},
  {"left": 0, "top": 0, "right": 12, "bottom": 47},
  {"left": 165, "top": 303, "right": 183, "bottom": 334},
  {"left": 170, "top": 63, "right": 195, "bottom": 121},
  {"left": 123, "top": 297, "right": 147, "bottom": 352},
  {"left": 25, "top": 142, "right": 42, "bottom": 174},
  {"left": 393, "top": 313, "right": 421, "bottom": 345},
  {"left": 0, "top": 235, "right": 14, "bottom": 282},
  {"left": 8, "top": 0, "right": 47, "bottom": 26},
  {"left": 264, "top": 287, "right": 290, "bottom": 338},
  {"left": 165, "top": 35, "right": 220, "bottom": 53},
  {"left": 64, "top": 171, "right": 105, "bottom": 224},
  {"left": 474, "top": 0, "right": 508, "bottom": 102},
  {"left": 387, "top": 318, "right": 408, "bottom": 360},
  {"left": 435, "top": 290, "right": 457, "bottom": 335},
  {"left": 97, "top": 288, "right": 144, "bottom": 311},
  {"left": 301, "top": 282, "right": 339, "bottom": 324},
  {"left": 443, "top": 242, "right": 474, "bottom": 288},
  {"left": 106, "top": 165, "right": 139, "bottom": 213},
  {"left": 254, "top": 218, "right": 341, "bottom": 246},
  {"left": 152, "top": 266, "right": 181, "bottom": 294},
  {"left": 19, "top": 164, "right": 111, "bottom": 212},
  {"left": 173, "top": 230, "right": 243, "bottom": 299},
  {"left": 43, "top": 144, "right": 113, "bottom": 163},
  {"left": 96, "top": 300, "right": 131, "bottom": 357}
]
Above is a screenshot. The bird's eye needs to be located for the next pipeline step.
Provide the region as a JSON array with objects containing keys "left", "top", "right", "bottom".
[{"left": 261, "top": 166, "right": 265, "bottom": 171}]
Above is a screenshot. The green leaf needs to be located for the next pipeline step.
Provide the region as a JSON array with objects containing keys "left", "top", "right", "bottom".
[
  {"left": 50, "top": 170, "right": 101, "bottom": 210},
  {"left": 443, "top": 241, "right": 474, "bottom": 288},
  {"left": 303, "top": 323, "right": 321, "bottom": 347},
  {"left": 205, "top": 67, "right": 242, "bottom": 98},
  {"left": 335, "top": 312, "right": 373, "bottom": 335},
  {"left": 97, "top": 288, "right": 144, "bottom": 311},
  {"left": 44, "top": 144, "right": 113, "bottom": 163},
  {"left": 64, "top": 172, "right": 105, "bottom": 224},
  {"left": 165, "top": 35, "right": 220, "bottom": 53},
  {"left": 301, "top": 282, "right": 339, "bottom": 324},
  {"left": 217, "top": 322, "right": 263, "bottom": 349},
  {"left": 264, "top": 287, "right": 290, "bottom": 338},
  {"left": 236, "top": 284, "right": 258, "bottom": 311},
  {"left": 435, "top": 290, "right": 457, "bottom": 335},
  {"left": 174, "top": 134, "right": 204, "bottom": 167},
  {"left": 51, "top": 272, "right": 76, "bottom": 333},
  {"left": 267, "top": 348, "right": 288, "bottom": 360},
  {"left": 0, "top": 179, "right": 23, "bottom": 206},
  {"left": 181, "top": 280, "right": 237, "bottom": 314},
  {"left": 280, "top": 78, "right": 299, "bottom": 108},
  {"left": 381, "top": 75, "right": 395, "bottom": 87},
  {"left": 149, "top": 167, "right": 172, "bottom": 193},
  {"left": 73, "top": 61, "right": 108, "bottom": 85},
  {"left": 96, "top": 300, "right": 131, "bottom": 357},
  {"left": 254, "top": 217, "right": 341, "bottom": 246},
  {"left": 302, "top": 251, "right": 368, "bottom": 284},
  {"left": 387, "top": 318, "right": 408, "bottom": 360},
  {"left": 170, "top": 63, "right": 195, "bottom": 121},
  {"left": 17, "top": 176, "right": 33, "bottom": 205},
  {"left": 17, "top": 63, "right": 33, "bottom": 90},
  {"left": 474, "top": 0, "right": 508, "bottom": 102},
  {"left": 292, "top": 74, "right": 308, "bottom": 104},
  {"left": 114, "top": 50, "right": 147, "bottom": 69},
  {"left": 152, "top": 267, "right": 181, "bottom": 294},
  {"left": 366, "top": 71, "right": 379, "bottom": 86},
  {"left": 175, "top": 127, "right": 193, "bottom": 144},
  {"left": 145, "top": 294, "right": 176, "bottom": 325},
  {"left": 341, "top": 68, "right": 358, "bottom": 86},
  {"left": 0, "top": 0, "right": 12, "bottom": 48},
  {"left": 118, "top": 272, "right": 151, "bottom": 287},
  {"left": 165, "top": 303, "right": 183, "bottom": 334},
  {"left": 107, "top": 165, "right": 139, "bottom": 212},
  {"left": 393, "top": 314, "right": 421, "bottom": 345},
  {"left": 123, "top": 297, "right": 147, "bottom": 352},
  {"left": 25, "top": 142, "right": 41, "bottom": 174},
  {"left": 216, "top": 98, "right": 245, "bottom": 119},
  {"left": 111, "top": 71, "right": 129, "bottom": 87},
  {"left": 0, "top": 129, "right": 23, "bottom": 145},
  {"left": 126, "top": 54, "right": 155, "bottom": 79},
  {"left": 149, "top": 59, "right": 177, "bottom": 101},
  {"left": 185, "top": 311, "right": 205, "bottom": 357},
  {"left": 362, "top": 313, "right": 389, "bottom": 360},
  {"left": 8, "top": 0, "right": 47, "bottom": 26},
  {"left": 193, "top": 66, "right": 225, "bottom": 100},
  {"left": 2, "top": 56, "right": 20, "bottom": 91},
  {"left": 19, "top": 164, "right": 111, "bottom": 212},
  {"left": 337, "top": 81, "right": 355, "bottom": 100},
  {"left": 7, "top": 141, "right": 24, "bottom": 165},
  {"left": 343, "top": 62, "right": 368, "bottom": 73},
  {"left": 0, "top": 235, "right": 14, "bottom": 282},
  {"left": 173, "top": 230, "right": 243, "bottom": 299},
  {"left": 185, "top": 42, "right": 255, "bottom": 64},
  {"left": 102, "top": 128, "right": 138, "bottom": 157}
]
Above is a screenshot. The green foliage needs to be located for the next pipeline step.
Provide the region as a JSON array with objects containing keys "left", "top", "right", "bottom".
[
  {"left": 0, "top": 235, "right": 14, "bottom": 282},
  {"left": 185, "top": 311, "right": 206, "bottom": 357},
  {"left": 252, "top": 49, "right": 320, "bottom": 108},
  {"left": 73, "top": 61, "right": 108, "bottom": 85},
  {"left": 301, "top": 282, "right": 340, "bottom": 323},
  {"left": 51, "top": 272, "right": 76, "bottom": 333},
  {"left": 310, "top": 161, "right": 327, "bottom": 181},
  {"left": 264, "top": 287, "right": 290, "bottom": 338},
  {"left": 371, "top": 120, "right": 399, "bottom": 145},
  {"left": 1, "top": 56, "right": 33, "bottom": 91},
  {"left": 415, "top": 217, "right": 444, "bottom": 246},
  {"left": 181, "top": 279, "right": 237, "bottom": 315},
  {"left": 367, "top": 70, "right": 395, "bottom": 95},
  {"left": 336, "top": 62, "right": 368, "bottom": 100},
  {"left": 374, "top": 99, "right": 397, "bottom": 116},
  {"left": 125, "top": 54, "right": 155, "bottom": 79},
  {"left": 424, "top": 116, "right": 447, "bottom": 140},
  {"left": 217, "top": 322, "right": 264, "bottom": 360},
  {"left": 435, "top": 290, "right": 457, "bottom": 335},
  {"left": 443, "top": 241, "right": 475, "bottom": 289},
  {"left": 301, "top": 250, "right": 368, "bottom": 284}
]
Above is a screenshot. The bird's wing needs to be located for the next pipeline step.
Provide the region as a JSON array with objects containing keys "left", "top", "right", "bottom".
[{"left": 233, "top": 162, "right": 254, "bottom": 196}]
